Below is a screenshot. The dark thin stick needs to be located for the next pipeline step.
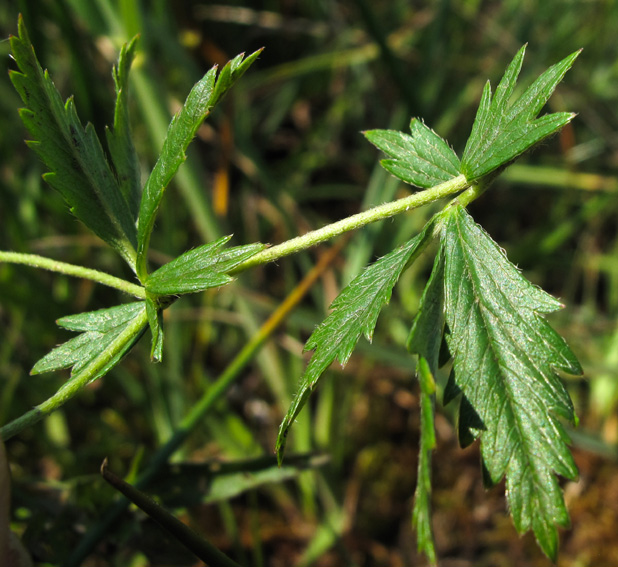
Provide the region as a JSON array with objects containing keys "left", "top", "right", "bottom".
[{"left": 100, "top": 459, "right": 242, "bottom": 567}]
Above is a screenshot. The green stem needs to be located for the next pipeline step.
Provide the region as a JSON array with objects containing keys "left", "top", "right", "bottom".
[
  {"left": 1, "top": 176, "right": 470, "bottom": 298},
  {"left": 451, "top": 181, "right": 488, "bottom": 208},
  {"left": 0, "top": 251, "right": 146, "bottom": 299},
  {"left": 66, "top": 345, "right": 264, "bottom": 564},
  {"left": 63, "top": 250, "right": 335, "bottom": 566},
  {"left": 0, "top": 308, "right": 149, "bottom": 440},
  {"left": 232, "top": 174, "right": 468, "bottom": 273},
  {"left": 64, "top": 339, "right": 262, "bottom": 564}
]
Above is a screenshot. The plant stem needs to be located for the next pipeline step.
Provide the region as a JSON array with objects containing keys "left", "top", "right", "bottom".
[
  {"left": 231, "top": 174, "right": 468, "bottom": 273},
  {"left": 63, "top": 241, "right": 343, "bottom": 567},
  {"left": 0, "top": 175, "right": 471, "bottom": 443},
  {"left": 453, "top": 181, "right": 489, "bottom": 208},
  {"left": 101, "top": 459, "right": 243, "bottom": 567},
  {"left": 0, "top": 251, "right": 146, "bottom": 299},
  {"left": 0, "top": 176, "right": 469, "bottom": 299},
  {"left": 0, "top": 308, "right": 149, "bottom": 440}
]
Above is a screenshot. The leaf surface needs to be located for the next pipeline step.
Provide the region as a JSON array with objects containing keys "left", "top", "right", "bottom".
[
  {"left": 146, "top": 297, "right": 164, "bottom": 362},
  {"left": 136, "top": 49, "right": 263, "bottom": 278},
  {"left": 364, "top": 119, "right": 461, "bottom": 189},
  {"left": 276, "top": 216, "right": 438, "bottom": 462},
  {"left": 105, "top": 35, "right": 141, "bottom": 220},
  {"left": 461, "top": 45, "right": 580, "bottom": 182},
  {"left": 31, "top": 302, "right": 148, "bottom": 379},
  {"left": 9, "top": 17, "right": 138, "bottom": 269},
  {"left": 441, "top": 206, "right": 582, "bottom": 559},
  {"left": 144, "top": 236, "right": 265, "bottom": 295},
  {"left": 407, "top": 247, "right": 445, "bottom": 376}
]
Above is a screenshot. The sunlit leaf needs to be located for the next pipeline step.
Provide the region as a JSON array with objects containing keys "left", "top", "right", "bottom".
[
  {"left": 31, "top": 302, "right": 147, "bottom": 378},
  {"left": 277, "top": 216, "right": 438, "bottom": 462},
  {"left": 145, "top": 236, "right": 264, "bottom": 295},
  {"left": 365, "top": 119, "right": 461, "bottom": 189},
  {"left": 441, "top": 205, "right": 582, "bottom": 559},
  {"left": 461, "top": 45, "right": 580, "bottom": 183},
  {"left": 136, "top": 49, "right": 263, "bottom": 278}
]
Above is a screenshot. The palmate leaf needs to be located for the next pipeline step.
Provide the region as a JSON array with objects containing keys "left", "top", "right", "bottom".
[
  {"left": 9, "top": 16, "right": 138, "bottom": 270},
  {"left": 461, "top": 45, "right": 580, "bottom": 183},
  {"left": 440, "top": 206, "right": 582, "bottom": 559},
  {"left": 364, "top": 119, "right": 461, "bottom": 189},
  {"left": 31, "top": 302, "right": 148, "bottom": 380},
  {"left": 142, "top": 236, "right": 263, "bottom": 361},
  {"left": 276, "top": 216, "right": 438, "bottom": 462},
  {"left": 145, "top": 236, "right": 265, "bottom": 295},
  {"left": 136, "top": 49, "right": 263, "bottom": 279},
  {"left": 105, "top": 35, "right": 141, "bottom": 221}
]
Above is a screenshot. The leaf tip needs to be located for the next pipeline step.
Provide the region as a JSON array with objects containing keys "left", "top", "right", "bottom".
[
  {"left": 275, "top": 428, "right": 288, "bottom": 466},
  {"left": 17, "top": 13, "right": 27, "bottom": 35}
]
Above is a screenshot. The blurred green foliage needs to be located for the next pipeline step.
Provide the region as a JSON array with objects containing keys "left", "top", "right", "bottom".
[{"left": 2, "top": 1, "right": 618, "bottom": 565}]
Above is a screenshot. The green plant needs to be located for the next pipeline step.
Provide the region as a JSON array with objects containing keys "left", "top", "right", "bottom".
[{"left": 1, "top": 16, "right": 582, "bottom": 565}]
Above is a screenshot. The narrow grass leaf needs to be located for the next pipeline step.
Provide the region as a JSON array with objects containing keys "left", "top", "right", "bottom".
[
  {"left": 441, "top": 205, "right": 582, "bottom": 560},
  {"left": 145, "top": 236, "right": 264, "bottom": 295},
  {"left": 9, "top": 17, "right": 138, "bottom": 269},
  {"left": 105, "top": 36, "right": 141, "bottom": 220},
  {"left": 149, "top": 454, "right": 328, "bottom": 508},
  {"left": 364, "top": 119, "right": 461, "bottom": 189},
  {"left": 461, "top": 45, "right": 580, "bottom": 183},
  {"left": 136, "top": 49, "right": 263, "bottom": 278},
  {"left": 31, "top": 302, "right": 147, "bottom": 378},
  {"left": 276, "top": 216, "right": 439, "bottom": 462}
]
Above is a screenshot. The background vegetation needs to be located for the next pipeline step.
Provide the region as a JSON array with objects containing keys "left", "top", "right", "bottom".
[{"left": 1, "top": 0, "right": 618, "bottom": 565}]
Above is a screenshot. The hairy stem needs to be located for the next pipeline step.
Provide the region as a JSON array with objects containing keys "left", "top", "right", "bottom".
[
  {"left": 0, "top": 308, "right": 149, "bottom": 440},
  {"left": 0, "top": 251, "right": 146, "bottom": 299},
  {"left": 2, "top": 174, "right": 474, "bottom": 446},
  {"left": 452, "top": 181, "right": 489, "bottom": 208},
  {"left": 231, "top": 174, "right": 469, "bottom": 273},
  {"left": 0, "top": 175, "right": 470, "bottom": 300},
  {"left": 63, "top": 241, "right": 343, "bottom": 566}
]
